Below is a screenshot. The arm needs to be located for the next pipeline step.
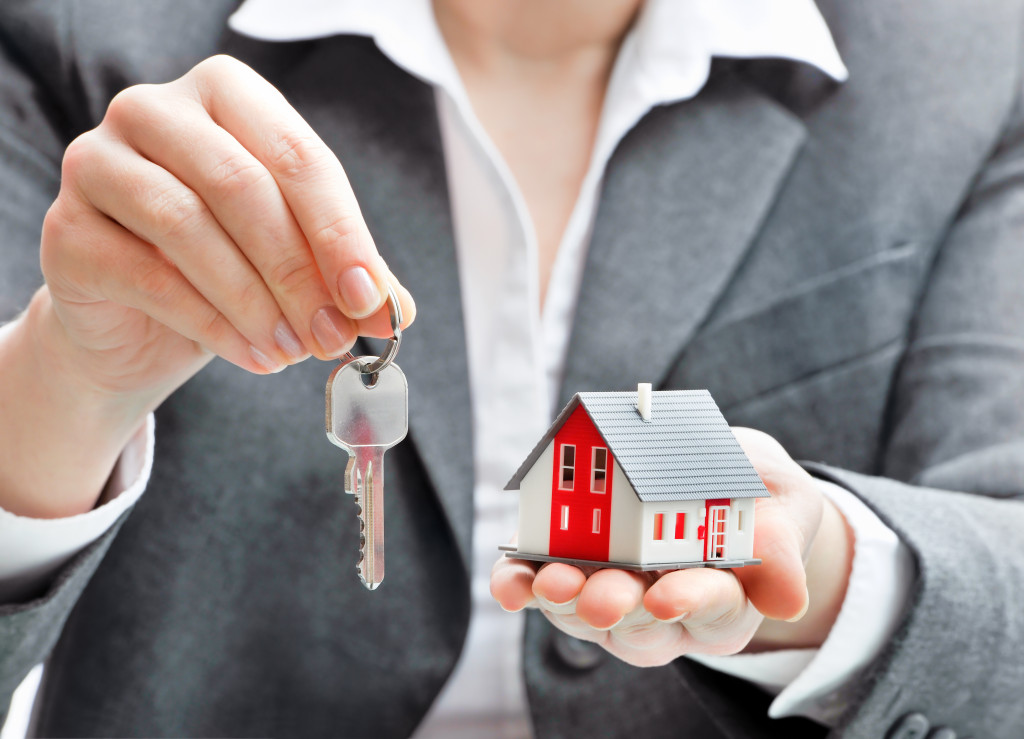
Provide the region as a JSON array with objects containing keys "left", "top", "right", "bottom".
[
  {"left": 817, "top": 50, "right": 1024, "bottom": 736},
  {"left": 493, "top": 53, "right": 1024, "bottom": 738},
  {"left": 0, "top": 5, "right": 414, "bottom": 717}
]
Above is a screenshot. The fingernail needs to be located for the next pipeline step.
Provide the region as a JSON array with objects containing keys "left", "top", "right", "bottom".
[
  {"left": 249, "top": 345, "right": 285, "bottom": 373},
  {"left": 338, "top": 266, "right": 382, "bottom": 318},
  {"left": 311, "top": 306, "right": 354, "bottom": 358},
  {"left": 594, "top": 615, "right": 624, "bottom": 631},
  {"left": 536, "top": 595, "right": 578, "bottom": 614},
  {"left": 274, "top": 319, "right": 307, "bottom": 362},
  {"left": 655, "top": 611, "right": 690, "bottom": 624},
  {"left": 498, "top": 597, "right": 537, "bottom": 614}
]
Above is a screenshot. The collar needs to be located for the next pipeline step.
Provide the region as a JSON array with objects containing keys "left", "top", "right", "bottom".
[{"left": 228, "top": 0, "right": 849, "bottom": 104}]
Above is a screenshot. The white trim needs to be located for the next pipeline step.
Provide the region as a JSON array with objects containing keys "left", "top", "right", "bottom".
[
  {"left": 558, "top": 444, "right": 576, "bottom": 491},
  {"left": 590, "top": 446, "right": 607, "bottom": 493},
  {"left": 707, "top": 506, "right": 729, "bottom": 560}
]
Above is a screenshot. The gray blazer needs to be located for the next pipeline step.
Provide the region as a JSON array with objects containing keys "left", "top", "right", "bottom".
[{"left": 1, "top": 1, "right": 1023, "bottom": 737}]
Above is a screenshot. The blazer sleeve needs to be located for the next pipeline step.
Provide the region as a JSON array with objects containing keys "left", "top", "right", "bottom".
[
  {"left": 813, "top": 56, "right": 1024, "bottom": 739},
  {"left": 0, "top": 4, "right": 127, "bottom": 723}
]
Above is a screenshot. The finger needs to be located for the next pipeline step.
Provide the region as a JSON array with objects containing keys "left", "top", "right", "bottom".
[
  {"left": 575, "top": 568, "right": 648, "bottom": 630},
  {"left": 68, "top": 132, "right": 307, "bottom": 372},
  {"left": 43, "top": 197, "right": 268, "bottom": 374},
  {"left": 644, "top": 568, "right": 761, "bottom": 655},
  {"left": 491, "top": 556, "right": 540, "bottom": 612},
  {"left": 106, "top": 85, "right": 358, "bottom": 360},
  {"left": 532, "top": 563, "right": 587, "bottom": 612},
  {"left": 354, "top": 274, "right": 417, "bottom": 339},
  {"left": 645, "top": 568, "right": 744, "bottom": 629},
  {"left": 189, "top": 57, "right": 392, "bottom": 320},
  {"left": 732, "top": 505, "right": 809, "bottom": 621}
]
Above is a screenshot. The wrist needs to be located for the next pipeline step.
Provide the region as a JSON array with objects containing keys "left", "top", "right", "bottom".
[{"left": 0, "top": 289, "right": 153, "bottom": 517}]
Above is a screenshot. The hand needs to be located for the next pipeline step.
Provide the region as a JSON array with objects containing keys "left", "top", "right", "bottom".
[
  {"left": 40, "top": 54, "right": 414, "bottom": 400},
  {"left": 0, "top": 55, "right": 415, "bottom": 518},
  {"left": 490, "top": 428, "right": 854, "bottom": 666}
]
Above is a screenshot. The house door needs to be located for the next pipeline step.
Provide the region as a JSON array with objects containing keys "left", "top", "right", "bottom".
[{"left": 705, "top": 505, "right": 729, "bottom": 561}]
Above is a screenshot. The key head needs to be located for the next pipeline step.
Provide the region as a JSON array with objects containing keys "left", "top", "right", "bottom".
[{"left": 326, "top": 357, "right": 409, "bottom": 451}]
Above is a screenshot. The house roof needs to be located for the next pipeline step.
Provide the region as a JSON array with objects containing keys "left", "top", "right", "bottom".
[{"left": 505, "top": 389, "right": 770, "bottom": 502}]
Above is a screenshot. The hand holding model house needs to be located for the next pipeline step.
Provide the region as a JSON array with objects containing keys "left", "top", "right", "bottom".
[{"left": 491, "top": 386, "right": 854, "bottom": 666}]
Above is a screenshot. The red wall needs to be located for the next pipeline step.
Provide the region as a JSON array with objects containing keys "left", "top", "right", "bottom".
[{"left": 549, "top": 406, "right": 613, "bottom": 562}]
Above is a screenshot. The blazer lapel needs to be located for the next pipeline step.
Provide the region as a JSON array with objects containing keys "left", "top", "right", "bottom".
[
  {"left": 561, "top": 69, "right": 808, "bottom": 404},
  {"left": 264, "top": 37, "right": 476, "bottom": 570}
]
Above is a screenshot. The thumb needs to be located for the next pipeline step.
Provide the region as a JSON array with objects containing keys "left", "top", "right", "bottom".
[{"left": 733, "top": 504, "right": 809, "bottom": 621}]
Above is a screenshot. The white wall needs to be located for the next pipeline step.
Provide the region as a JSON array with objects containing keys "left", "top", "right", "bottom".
[
  {"left": 515, "top": 442, "right": 553, "bottom": 556},
  {"left": 638, "top": 499, "right": 707, "bottom": 565},
  {"left": 636, "top": 498, "right": 757, "bottom": 565},
  {"left": 725, "top": 498, "right": 756, "bottom": 561},
  {"left": 607, "top": 463, "right": 643, "bottom": 563}
]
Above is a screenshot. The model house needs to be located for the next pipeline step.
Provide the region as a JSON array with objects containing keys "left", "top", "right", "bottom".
[{"left": 503, "top": 385, "right": 769, "bottom": 570}]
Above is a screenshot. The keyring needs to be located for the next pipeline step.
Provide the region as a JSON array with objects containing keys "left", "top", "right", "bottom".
[{"left": 345, "top": 284, "right": 403, "bottom": 379}]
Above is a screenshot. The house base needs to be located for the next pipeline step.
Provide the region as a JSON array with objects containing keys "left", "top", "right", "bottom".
[{"left": 499, "top": 547, "right": 761, "bottom": 571}]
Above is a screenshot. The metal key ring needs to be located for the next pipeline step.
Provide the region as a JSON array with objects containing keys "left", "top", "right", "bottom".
[{"left": 351, "top": 284, "right": 403, "bottom": 378}]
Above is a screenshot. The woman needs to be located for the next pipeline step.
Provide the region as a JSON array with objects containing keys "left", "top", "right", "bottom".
[{"left": 0, "top": 1, "right": 1021, "bottom": 737}]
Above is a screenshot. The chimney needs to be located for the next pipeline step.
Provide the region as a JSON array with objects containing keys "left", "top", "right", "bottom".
[{"left": 637, "top": 383, "right": 652, "bottom": 422}]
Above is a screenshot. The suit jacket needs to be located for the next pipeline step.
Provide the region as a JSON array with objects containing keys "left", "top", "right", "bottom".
[{"left": 1, "top": 1, "right": 1023, "bottom": 737}]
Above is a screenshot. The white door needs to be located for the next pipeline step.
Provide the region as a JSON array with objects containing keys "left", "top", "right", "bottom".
[{"left": 706, "top": 506, "right": 729, "bottom": 560}]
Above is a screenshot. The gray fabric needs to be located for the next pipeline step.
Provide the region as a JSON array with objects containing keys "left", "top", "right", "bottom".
[{"left": 0, "top": 1, "right": 1022, "bottom": 737}]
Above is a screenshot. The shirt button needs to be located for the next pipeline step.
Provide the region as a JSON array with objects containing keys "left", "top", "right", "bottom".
[
  {"left": 549, "top": 631, "right": 605, "bottom": 671},
  {"left": 886, "top": 712, "right": 931, "bottom": 739}
]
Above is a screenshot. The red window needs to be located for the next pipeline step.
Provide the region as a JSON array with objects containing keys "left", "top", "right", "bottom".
[
  {"left": 653, "top": 513, "right": 665, "bottom": 540},
  {"left": 592, "top": 509, "right": 601, "bottom": 534},
  {"left": 560, "top": 505, "right": 570, "bottom": 530},
  {"left": 559, "top": 445, "right": 575, "bottom": 490},
  {"left": 591, "top": 447, "right": 607, "bottom": 493},
  {"left": 674, "top": 512, "right": 686, "bottom": 539}
]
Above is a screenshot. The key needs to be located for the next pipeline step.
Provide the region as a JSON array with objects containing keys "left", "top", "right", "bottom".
[{"left": 326, "top": 357, "right": 409, "bottom": 590}]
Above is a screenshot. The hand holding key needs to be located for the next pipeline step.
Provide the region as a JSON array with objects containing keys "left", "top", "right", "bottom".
[{"left": 2, "top": 53, "right": 415, "bottom": 519}]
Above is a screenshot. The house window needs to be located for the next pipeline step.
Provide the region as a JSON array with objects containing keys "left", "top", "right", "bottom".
[
  {"left": 653, "top": 513, "right": 665, "bottom": 541},
  {"left": 591, "top": 447, "right": 607, "bottom": 493},
  {"left": 559, "top": 445, "right": 575, "bottom": 490},
  {"left": 592, "top": 509, "right": 601, "bottom": 534},
  {"left": 674, "top": 512, "right": 686, "bottom": 540},
  {"left": 560, "top": 505, "right": 570, "bottom": 530},
  {"left": 737, "top": 510, "right": 743, "bottom": 532}
]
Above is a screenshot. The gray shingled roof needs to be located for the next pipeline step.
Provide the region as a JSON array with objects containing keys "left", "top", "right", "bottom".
[{"left": 505, "top": 389, "right": 770, "bottom": 502}]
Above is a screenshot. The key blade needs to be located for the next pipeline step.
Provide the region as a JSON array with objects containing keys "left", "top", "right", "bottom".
[{"left": 352, "top": 448, "right": 386, "bottom": 589}]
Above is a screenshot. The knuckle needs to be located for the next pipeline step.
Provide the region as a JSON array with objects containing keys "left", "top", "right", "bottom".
[
  {"left": 39, "top": 201, "right": 76, "bottom": 281},
  {"left": 192, "top": 54, "right": 245, "bottom": 82},
  {"left": 198, "top": 305, "right": 236, "bottom": 347},
  {"left": 208, "top": 151, "right": 273, "bottom": 201},
  {"left": 232, "top": 277, "right": 270, "bottom": 317},
  {"left": 105, "top": 84, "right": 159, "bottom": 128},
  {"left": 130, "top": 258, "right": 182, "bottom": 306},
  {"left": 40, "top": 197, "right": 98, "bottom": 290},
  {"left": 61, "top": 131, "right": 103, "bottom": 184},
  {"left": 268, "top": 254, "right": 321, "bottom": 294},
  {"left": 264, "top": 128, "right": 327, "bottom": 178},
  {"left": 309, "top": 213, "right": 365, "bottom": 254},
  {"left": 147, "top": 185, "right": 208, "bottom": 242}
]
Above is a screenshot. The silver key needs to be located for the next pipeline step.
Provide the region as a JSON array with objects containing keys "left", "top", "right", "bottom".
[{"left": 326, "top": 357, "right": 409, "bottom": 590}]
